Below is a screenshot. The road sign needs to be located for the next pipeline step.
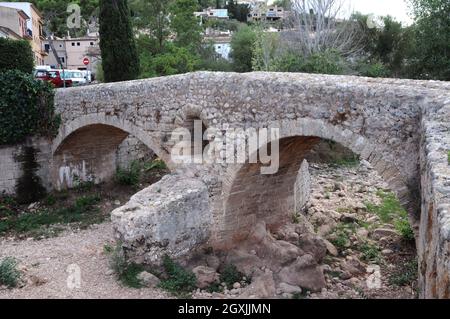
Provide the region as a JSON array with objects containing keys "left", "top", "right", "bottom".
[{"left": 83, "top": 57, "right": 90, "bottom": 66}]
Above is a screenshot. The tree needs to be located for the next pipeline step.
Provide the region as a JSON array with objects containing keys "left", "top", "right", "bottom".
[
  {"left": 99, "top": 0, "right": 139, "bottom": 82},
  {"left": 408, "top": 0, "right": 450, "bottom": 80},
  {"left": 288, "top": 0, "right": 362, "bottom": 56},
  {"left": 169, "top": 0, "right": 202, "bottom": 48},
  {"left": 226, "top": 0, "right": 249, "bottom": 22},
  {"left": 0, "top": 38, "right": 34, "bottom": 74},
  {"left": 230, "top": 25, "right": 256, "bottom": 72},
  {"left": 129, "top": 0, "right": 171, "bottom": 52}
]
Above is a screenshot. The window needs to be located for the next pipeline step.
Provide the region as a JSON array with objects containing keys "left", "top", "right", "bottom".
[
  {"left": 77, "top": 42, "right": 80, "bottom": 46},
  {"left": 72, "top": 42, "right": 75, "bottom": 46},
  {"left": 60, "top": 57, "right": 65, "bottom": 63},
  {"left": 44, "top": 44, "right": 50, "bottom": 53},
  {"left": 59, "top": 44, "right": 62, "bottom": 48},
  {"left": 90, "top": 42, "right": 94, "bottom": 46}
]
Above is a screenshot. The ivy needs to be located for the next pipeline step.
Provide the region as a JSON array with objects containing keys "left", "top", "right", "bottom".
[{"left": 0, "top": 70, "right": 60, "bottom": 145}]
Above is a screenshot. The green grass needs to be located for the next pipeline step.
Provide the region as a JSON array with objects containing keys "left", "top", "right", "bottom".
[
  {"left": 143, "top": 158, "right": 167, "bottom": 171},
  {"left": 389, "top": 259, "right": 418, "bottom": 287},
  {"left": 359, "top": 242, "right": 382, "bottom": 263},
  {"left": 0, "top": 257, "right": 21, "bottom": 288},
  {"left": 329, "top": 223, "right": 357, "bottom": 251},
  {"left": 330, "top": 155, "right": 360, "bottom": 167},
  {"left": 0, "top": 195, "right": 102, "bottom": 238},
  {"left": 366, "top": 191, "right": 414, "bottom": 241},
  {"left": 106, "top": 243, "right": 145, "bottom": 288},
  {"left": 447, "top": 150, "right": 450, "bottom": 165},
  {"left": 158, "top": 255, "right": 196, "bottom": 297}
]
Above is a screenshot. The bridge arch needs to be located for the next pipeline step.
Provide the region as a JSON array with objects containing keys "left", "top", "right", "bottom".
[
  {"left": 51, "top": 114, "right": 174, "bottom": 189},
  {"left": 219, "top": 118, "right": 417, "bottom": 245}
]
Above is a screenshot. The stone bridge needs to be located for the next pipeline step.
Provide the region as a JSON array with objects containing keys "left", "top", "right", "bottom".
[{"left": 52, "top": 72, "right": 450, "bottom": 298}]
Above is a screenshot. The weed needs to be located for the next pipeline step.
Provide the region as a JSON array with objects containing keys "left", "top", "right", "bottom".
[
  {"left": 447, "top": 150, "right": 450, "bottom": 165},
  {"left": 115, "top": 160, "right": 141, "bottom": 186},
  {"left": 143, "top": 158, "right": 167, "bottom": 171},
  {"left": 366, "top": 191, "right": 414, "bottom": 241},
  {"left": 159, "top": 255, "right": 196, "bottom": 297},
  {"left": 359, "top": 242, "right": 382, "bottom": 263},
  {"left": 107, "top": 243, "right": 144, "bottom": 288},
  {"left": 0, "top": 257, "right": 21, "bottom": 288},
  {"left": 219, "top": 264, "right": 246, "bottom": 289},
  {"left": 0, "top": 195, "right": 102, "bottom": 237},
  {"left": 389, "top": 259, "right": 418, "bottom": 287}
]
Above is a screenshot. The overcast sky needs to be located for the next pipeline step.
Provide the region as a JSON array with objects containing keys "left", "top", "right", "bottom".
[
  {"left": 348, "top": 0, "right": 413, "bottom": 25},
  {"left": 268, "top": 0, "right": 415, "bottom": 25}
]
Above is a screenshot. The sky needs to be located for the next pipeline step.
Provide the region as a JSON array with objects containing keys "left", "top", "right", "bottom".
[
  {"left": 347, "top": 0, "right": 413, "bottom": 25},
  {"left": 266, "top": 0, "right": 414, "bottom": 25}
]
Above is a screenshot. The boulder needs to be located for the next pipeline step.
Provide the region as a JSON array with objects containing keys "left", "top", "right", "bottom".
[
  {"left": 137, "top": 271, "right": 160, "bottom": 288},
  {"left": 277, "top": 254, "right": 326, "bottom": 292},
  {"left": 297, "top": 233, "right": 327, "bottom": 262},
  {"left": 278, "top": 282, "right": 302, "bottom": 295},
  {"left": 192, "top": 266, "right": 219, "bottom": 289},
  {"left": 225, "top": 249, "right": 263, "bottom": 277},
  {"left": 243, "top": 271, "right": 276, "bottom": 298},
  {"left": 111, "top": 175, "right": 212, "bottom": 265}
]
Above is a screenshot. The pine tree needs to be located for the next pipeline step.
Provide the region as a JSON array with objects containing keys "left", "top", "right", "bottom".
[{"left": 99, "top": 0, "right": 139, "bottom": 82}]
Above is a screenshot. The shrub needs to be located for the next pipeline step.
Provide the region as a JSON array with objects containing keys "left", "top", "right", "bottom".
[
  {"left": 219, "top": 264, "right": 246, "bottom": 289},
  {"left": 0, "top": 257, "right": 21, "bottom": 288},
  {"left": 359, "top": 242, "right": 382, "bottom": 263},
  {"left": 0, "top": 38, "right": 34, "bottom": 74},
  {"left": 302, "top": 50, "right": 347, "bottom": 75},
  {"left": 115, "top": 161, "right": 141, "bottom": 186},
  {"left": 143, "top": 158, "right": 167, "bottom": 171},
  {"left": 106, "top": 243, "right": 144, "bottom": 288},
  {"left": 0, "top": 70, "right": 60, "bottom": 145},
  {"left": 358, "top": 61, "right": 390, "bottom": 78},
  {"left": 159, "top": 255, "right": 196, "bottom": 296}
]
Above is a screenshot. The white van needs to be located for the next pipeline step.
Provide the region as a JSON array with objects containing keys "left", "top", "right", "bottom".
[{"left": 59, "top": 70, "right": 88, "bottom": 86}]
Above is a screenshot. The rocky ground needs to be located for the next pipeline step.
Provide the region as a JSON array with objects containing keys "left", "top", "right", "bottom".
[{"left": 0, "top": 160, "right": 418, "bottom": 299}]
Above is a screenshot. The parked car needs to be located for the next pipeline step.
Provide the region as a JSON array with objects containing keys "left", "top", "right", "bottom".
[
  {"left": 34, "top": 69, "right": 73, "bottom": 88},
  {"left": 59, "top": 70, "right": 88, "bottom": 86}
]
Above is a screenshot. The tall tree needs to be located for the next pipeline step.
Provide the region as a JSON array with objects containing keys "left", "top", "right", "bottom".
[
  {"left": 99, "top": 0, "right": 139, "bottom": 82},
  {"left": 129, "top": 0, "right": 171, "bottom": 53},
  {"left": 409, "top": 0, "right": 450, "bottom": 80},
  {"left": 169, "top": 0, "right": 202, "bottom": 48},
  {"left": 230, "top": 25, "right": 256, "bottom": 72}
]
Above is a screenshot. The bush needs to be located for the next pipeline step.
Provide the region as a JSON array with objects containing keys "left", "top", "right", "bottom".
[
  {"left": 358, "top": 61, "right": 390, "bottom": 78},
  {"left": 0, "top": 38, "right": 34, "bottom": 74},
  {"left": 302, "top": 50, "right": 347, "bottom": 75},
  {"left": 219, "top": 264, "right": 246, "bottom": 289},
  {"left": 159, "top": 255, "right": 196, "bottom": 296},
  {"left": 0, "top": 257, "right": 21, "bottom": 288},
  {"left": 115, "top": 161, "right": 141, "bottom": 186},
  {"left": 0, "top": 70, "right": 60, "bottom": 145}
]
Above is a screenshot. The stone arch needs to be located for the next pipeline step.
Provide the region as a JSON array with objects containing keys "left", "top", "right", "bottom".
[
  {"left": 51, "top": 114, "right": 174, "bottom": 189},
  {"left": 218, "top": 118, "right": 417, "bottom": 245}
]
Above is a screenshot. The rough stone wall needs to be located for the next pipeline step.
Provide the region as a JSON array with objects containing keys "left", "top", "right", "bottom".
[
  {"left": 0, "top": 137, "right": 52, "bottom": 195},
  {"left": 295, "top": 160, "right": 311, "bottom": 214},
  {"left": 116, "top": 136, "right": 155, "bottom": 169},
  {"left": 418, "top": 98, "right": 450, "bottom": 299}
]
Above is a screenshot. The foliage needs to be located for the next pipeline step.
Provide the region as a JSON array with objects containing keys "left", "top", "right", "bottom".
[
  {"left": 143, "top": 158, "right": 167, "bottom": 171},
  {"left": 169, "top": 0, "right": 202, "bottom": 48},
  {"left": 448, "top": 150, "right": 450, "bottom": 165},
  {"left": 99, "top": 0, "right": 139, "bottom": 82},
  {"left": 7, "top": 0, "right": 100, "bottom": 37},
  {"left": 230, "top": 25, "right": 256, "bottom": 72},
  {"left": 366, "top": 191, "right": 414, "bottom": 241},
  {"left": 226, "top": 0, "right": 249, "bottom": 22},
  {"left": 408, "top": 0, "right": 450, "bottom": 80},
  {"left": 0, "top": 38, "right": 34, "bottom": 74},
  {"left": 357, "top": 61, "right": 390, "bottom": 78},
  {"left": 159, "top": 255, "right": 196, "bottom": 296},
  {"left": 0, "top": 195, "right": 101, "bottom": 238},
  {"left": 139, "top": 41, "right": 200, "bottom": 78},
  {"left": 301, "top": 50, "right": 347, "bottom": 75},
  {"left": 252, "top": 29, "right": 281, "bottom": 71},
  {"left": 219, "top": 264, "right": 246, "bottom": 289},
  {"left": 106, "top": 242, "right": 145, "bottom": 288},
  {"left": 389, "top": 258, "right": 418, "bottom": 287},
  {"left": 359, "top": 242, "right": 381, "bottom": 263},
  {"left": 115, "top": 161, "right": 141, "bottom": 186},
  {"left": 129, "top": 0, "right": 171, "bottom": 52},
  {"left": 0, "top": 257, "right": 21, "bottom": 288},
  {"left": 0, "top": 70, "right": 59, "bottom": 145}
]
